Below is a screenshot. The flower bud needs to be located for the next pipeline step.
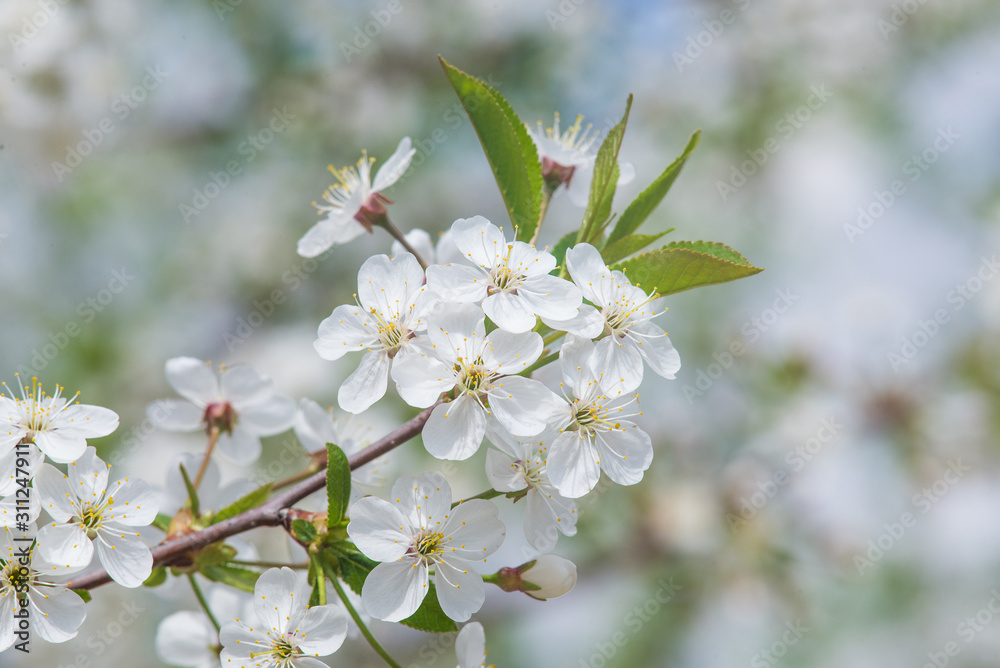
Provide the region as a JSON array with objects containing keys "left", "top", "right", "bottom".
[{"left": 490, "top": 554, "right": 577, "bottom": 600}]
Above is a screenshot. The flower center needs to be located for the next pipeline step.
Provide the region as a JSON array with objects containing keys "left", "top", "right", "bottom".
[
  {"left": 455, "top": 356, "right": 492, "bottom": 395},
  {"left": 410, "top": 529, "right": 445, "bottom": 565},
  {"left": 203, "top": 401, "right": 236, "bottom": 435},
  {"left": 76, "top": 501, "right": 109, "bottom": 538},
  {"left": 487, "top": 243, "right": 522, "bottom": 294},
  {"left": 1, "top": 559, "right": 33, "bottom": 602},
  {"left": 2, "top": 376, "right": 79, "bottom": 436},
  {"left": 251, "top": 636, "right": 300, "bottom": 663}
]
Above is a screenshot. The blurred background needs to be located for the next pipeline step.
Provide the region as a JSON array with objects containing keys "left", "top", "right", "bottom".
[{"left": 3, "top": 0, "right": 1000, "bottom": 666}]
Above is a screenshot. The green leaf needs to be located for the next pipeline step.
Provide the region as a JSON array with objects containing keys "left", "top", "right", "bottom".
[
  {"left": 600, "top": 229, "right": 674, "bottom": 265},
  {"left": 201, "top": 565, "right": 261, "bottom": 593},
  {"left": 309, "top": 559, "right": 325, "bottom": 607},
  {"left": 178, "top": 463, "right": 199, "bottom": 517},
  {"left": 326, "top": 443, "right": 351, "bottom": 528},
  {"left": 327, "top": 548, "right": 378, "bottom": 596},
  {"left": 195, "top": 542, "right": 237, "bottom": 568},
  {"left": 399, "top": 582, "right": 458, "bottom": 633},
  {"left": 211, "top": 483, "right": 273, "bottom": 525},
  {"left": 607, "top": 130, "right": 700, "bottom": 245},
  {"left": 612, "top": 241, "right": 763, "bottom": 297},
  {"left": 550, "top": 230, "right": 577, "bottom": 273},
  {"left": 72, "top": 589, "right": 92, "bottom": 603},
  {"left": 579, "top": 95, "right": 632, "bottom": 244},
  {"left": 291, "top": 519, "right": 318, "bottom": 544},
  {"left": 143, "top": 566, "right": 168, "bottom": 588},
  {"left": 440, "top": 57, "right": 543, "bottom": 242},
  {"left": 152, "top": 513, "right": 172, "bottom": 533}
]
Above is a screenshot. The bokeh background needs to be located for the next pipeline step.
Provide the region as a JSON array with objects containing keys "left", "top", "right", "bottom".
[{"left": 3, "top": 0, "right": 1000, "bottom": 666}]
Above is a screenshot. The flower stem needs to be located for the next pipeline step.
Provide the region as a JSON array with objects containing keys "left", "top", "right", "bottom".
[
  {"left": 187, "top": 574, "right": 221, "bottom": 634},
  {"left": 451, "top": 488, "right": 503, "bottom": 508},
  {"left": 520, "top": 349, "right": 560, "bottom": 376},
  {"left": 270, "top": 452, "right": 324, "bottom": 491},
  {"left": 325, "top": 564, "right": 402, "bottom": 668},
  {"left": 378, "top": 214, "right": 428, "bottom": 270},
  {"left": 542, "top": 329, "right": 564, "bottom": 346},
  {"left": 193, "top": 425, "right": 220, "bottom": 491},
  {"left": 309, "top": 556, "right": 327, "bottom": 606}
]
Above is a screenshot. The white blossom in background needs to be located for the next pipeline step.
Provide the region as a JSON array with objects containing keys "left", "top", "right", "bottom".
[
  {"left": 159, "top": 453, "right": 255, "bottom": 516},
  {"left": 35, "top": 447, "right": 158, "bottom": 588},
  {"left": 314, "top": 252, "right": 436, "bottom": 414},
  {"left": 391, "top": 303, "right": 562, "bottom": 460},
  {"left": 0, "top": 527, "right": 87, "bottom": 651},
  {"left": 156, "top": 587, "right": 249, "bottom": 668},
  {"left": 146, "top": 357, "right": 296, "bottom": 464},
  {"left": 426, "top": 216, "right": 582, "bottom": 333},
  {"left": 347, "top": 472, "right": 505, "bottom": 622},
  {"left": 0, "top": 376, "right": 119, "bottom": 463},
  {"left": 545, "top": 243, "right": 681, "bottom": 393},
  {"left": 300, "top": 136, "right": 416, "bottom": 257},
  {"left": 485, "top": 423, "right": 577, "bottom": 552},
  {"left": 526, "top": 112, "right": 635, "bottom": 206},
  {"left": 219, "top": 566, "right": 348, "bottom": 668},
  {"left": 391, "top": 227, "right": 464, "bottom": 266},
  {"left": 456, "top": 621, "right": 493, "bottom": 668},
  {"left": 547, "top": 337, "right": 653, "bottom": 498},
  {"left": 294, "top": 398, "right": 386, "bottom": 500}
]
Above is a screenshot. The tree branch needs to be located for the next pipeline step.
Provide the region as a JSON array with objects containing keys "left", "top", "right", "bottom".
[{"left": 70, "top": 403, "right": 438, "bottom": 592}]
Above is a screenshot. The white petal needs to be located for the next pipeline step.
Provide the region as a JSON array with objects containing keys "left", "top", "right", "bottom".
[
  {"left": 315, "top": 305, "right": 376, "bottom": 361},
  {"left": 421, "top": 397, "right": 486, "bottom": 460},
  {"left": 35, "top": 523, "right": 93, "bottom": 570},
  {"left": 391, "top": 228, "right": 434, "bottom": 263},
  {"left": 95, "top": 528, "right": 153, "bottom": 588},
  {"left": 617, "top": 160, "right": 636, "bottom": 185},
  {"left": 631, "top": 321, "right": 682, "bottom": 380},
  {"left": 391, "top": 472, "right": 452, "bottom": 531},
  {"left": 293, "top": 398, "right": 337, "bottom": 452},
  {"left": 564, "top": 243, "right": 610, "bottom": 304},
  {"left": 32, "top": 430, "right": 87, "bottom": 464},
  {"left": 524, "top": 487, "right": 577, "bottom": 551},
  {"left": 220, "top": 365, "right": 273, "bottom": 408},
  {"left": 594, "top": 335, "right": 644, "bottom": 394},
  {"left": 156, "top": 611, "right": 216, "bottom": 667},
  {"left": 105, "top": 478, "right": 159, "bottom": 526},
  {"left": 220, "top": 620, "right": 270, "bottom": 659},
  {"left": 361, "top": 559, "right": 428, "bottom": 622},
  {"left": 238, "top": 395, "right": 296, "bottom": 436},
  {"left": 426, "top": 303, "right": 488, "bottom": 362},
  {"left": 516, "top": 274, "right": 583, "bottom": 321},
  {"left": 56, "top": 403, "right": 119, "bottom": 439},
  {"left": 488, "top": 376, "right": 562, "bottom": 437},
  {"left": 390, "top": 350, "right": 454, "bottom": 408},
  {"left": 593, "top": 423, "right": 653, "bottom": 487},
  {"left": 165, "top": 357, "right": 219, "bottom": 406},
  {"left": 338, "top": 351, "right": 390, "bottom": 414},
  {"left": 295, "top": 604, "right": 349, "bottom": 656},
  {"left": 0, "top": 443, "right": 42, "bottom": 496},
  {"left": 450, "top": 216, "right": 506, "bottom": 268},
  {"left": 456, "top": 622, "right": 487, "bottom": 668},
  {"left": 547, "top": 431, "right": 601, "bottom": 498},
  {"left": 481, "top": 329, "right": 542, "bottom": 373},
  {"left": 425, "top": 263, "right": 489, "bottom": 303},
  {"left": 541, "top": 304, "right": 604, "bottom": 338},
  {"left": 0, "top": 594, "right": 14, "bottom": 651},
  {"left": 485, "top": 448, "right": 526, "bottom": 493},
  {"left": 34, "top": 463, "right": 77, "bottom": 522},
  {"left": 29, "top": 585, "right": 86, "bottom": 644},
  {"left": 434, "top": 558, "right": 485, "bottom": 622},
  {"left": 372, "top": 136, "right": 415, "bottom": 191},
  {"left": 297, "top": 217, "right": 366, "bottom": 258},
  {"left": 215, "top": 424, "right": 262, "bottom": 464},
  {"left": 146, "top": 399, "right": 204, "bottom": 431},
  {"left": 254, "top": 567, "right": 308, "bottom": 635},
  {"left": 67, "top": 447, "right": 109, "bottom": 501},
  {"left": 482, "top": 292, "right": 537, "bottom": 333},
  {"left": 565, "top": 161, "right": 594, "bottom": 207},
  {"left": 442, "top": 499, "right": 505, "bottom": 561},
  {"left": 346, "top": 497, "right": 411, "bottom": 562}
]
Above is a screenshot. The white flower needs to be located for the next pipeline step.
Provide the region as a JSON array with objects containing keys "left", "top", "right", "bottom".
[
  {"left": 518, "top": 554, "right": 577, "bottom": 600},
  {"left": 426, "top": 216, "right": 582, "bottom": 333},
  {"left": 156, "top": 587, "right": 248, "bottom": 668},
  {"left": 546, "top": 243, "right": 681, "bottom": 393},
  {"left": 0, "top": 529, "right": 86, "bottom": 650},
  {"left": 147, "top": 357, "right": 296, "bottom": 464},
  {"left": 0, "top": 376, "right": 119, "bottom": 463},
  {"left": 300, "top": 137, "right": 416, "bottom": 258},
  {"left": 219, "top": 567, "right": 348, "bottom": 668},
  {"left": 35, "top": 447, "right": 158, "bottom": 588},
  {"left": 485, "top": 423, "right": 577, "bottom": 552},
  {"left": 526, "top": 113, "right": 635, "bottom": 207},
  {"left": 391, "top": 227, "right": 463, "bottom": 266},
  {"left": 390, "top": 303, "right": 562, "bottom": 460},
  {"left": 547, "top": 337, "right": 653, "bottom": 498},
  {"left": 0, "top": 442, "right": 43, "bottom": 496},
  {"left": 314, "top": 252, "right": 435, "bottom": 414},
  {"left": 456, "top": 622, "right": 494, "bottom": 668},
  {"left": 347, "top": 473, "right": 505, "bottom": 622},
  {"left": 293, "top": 398, "right": 386, "bottom": 502}
]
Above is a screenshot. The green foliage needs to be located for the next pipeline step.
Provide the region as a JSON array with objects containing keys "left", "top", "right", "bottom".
[
  {"left": 195, "top": 542, "right": 237, "bottom": 568},
  {"left": 551, "top": 230, "right": 577, "bottom": 271},
  {"left": 325, "top": 547, "right": 378, "bottom": 596},
  {"left": 72, "top": 589, "right": 92, "bottom": 603},
  {"left": 291, "top": 518, "right": 319, "bottom": 544},
  {"left": 143, "top": 566, "right": 168, "bottom": 588},
  {"left": 152, "top": 513, "right": 172, "bottom": 532},
  {"left": 612, "top": 241, "right": 763, "bottom": 296},
  {"left": 600, "top": 229, "right": 674, "bottom": 265},
  {"left": 440, "top": 57, "right": 543, "bottom": 242},
  {"left": 200, "top": 564, "right": 261, "bottom": 593},
  {"left": 400, "top": 582, "right": 458, "bottom": 633},
  {"left": 607, "top": 130, "right": 700, "bottom": 245},
  {"left": 178, "top": 463, "right": 199, "bottom": 517},
  {"left": 326, "top": 443, "right": 351, "bottom": 529},
  {"left": 211, "top": 483, "right": 273, "bottom": 525},
  {"left": 578, "top": 95, "right": 632, "bottom": 244}
]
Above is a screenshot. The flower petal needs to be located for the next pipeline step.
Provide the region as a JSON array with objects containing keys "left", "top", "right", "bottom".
[
  {"left": 105, "top": 478, "right": 159, "bottom": 526},
  {"left": 421, "top": 396, "right": 486, "bottom": 460},
  {"left": 29, "top": 585, "right": 86, "bottom": 644},
  {"left": 593, "top": 422, "right": 653, "bottom": 487},
  {"left": 392, "top": 472, "right": 452, "bottom": 531},
  {"left": 516, "top": 274, "right": 583, "bottom": 322},
  {"left": 165, "top": 357, "right": 219, "bottom": 406},
  {"left": 67, "top": 447, "right": 109, "bottom": 501},
  {"left": 215, "top": 424, "right": 262, "bottom": 464},
  {"left": 293, "top": 398, "right": 336, "bottom": 452},
  {"left": 456, "top": 622, "right": 487, "bottom": 668},
  {"left": 315, "top": 304, "right": 377, "bottom": 361},
  {"left": 481, "top": 329, "right": 542, "bottom": 373},
  {"left": 434, "top": 558, "right": 485, "bottom": 622},
  {"left": 34, "top": 463, "right": 77, "bottom": 523},
  {"left": 56, "top": 403, "right": 119, "bottom": 440},
  {"left": 238, "top": 395, "right": 296, "bottom": 436},
  {"left": 488, "top": 376, "right": 562, "bottom": 438},
  {"left": 95, "top": 528, "right": 152, "bottom": 588},
  {"left": 564, "top": 243, "right": 610, "bottom": 304},
  {"left": 631, "top": 321, "right": 682, "bottom": 380},
  {"left": 594, "top": 334, "right": 644, "bottom": 394},
  {"left": 450, "top": 216, "right": 506, "bottom": 269},
  {"left": 254, "top": 567, "right": 308, "bottom": 635},
  {"left": 426, "top": 263, "right": 489, "bottom": 303},
  {"left": 442, "top": 499, "right": 505, "bottom": 561},
  {"left": 482, "top": 292, "right": 537, "bottom": 333},
  {"left": 338, "top": 350, "right": 390, "bottom": 414},
  {"left": 146, "top": 399, "right": 204, "bottom": 432},
  {"left": 295, "top": 604, "right": 349, "bottom": 656},
  {"left": 361, "top": 559, "right": 428, "bottom": 622},
  {"left": 372, "top": 136, "right": 415, "bottom": 192},
  {"left": 156, "top": 611, "right": 216, "bottom": 667},
  {"left": 547, "top": 431, "right": 601, "bottom": 498},
  {"left": 32, "top": 430, "right": 87, "bottom": 464},
  {"left": 485, "top": 448, "right": 526, "bottom": 493},
  {"left": 35, "top": 522, "right": 93, "bottom": 570},
  {"left": 346, "top": 496, "right": 411, "bottom": 562}
]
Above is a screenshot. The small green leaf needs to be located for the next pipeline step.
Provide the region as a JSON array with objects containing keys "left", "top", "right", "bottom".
[
  {"left": 326, "top": 443, "right": 351, "bottom": 529},
  {"left": 579, "top": 95, "right": 632, "bottom": 244},
  {"left": 72, "top": 589, "right": 92, "bottom": 603},
  {"left": 327, "top": 548, "right": 378, "bottom": 596},
  {"left": 211, "top": 483, "right": 273, "bottom": 525},
  {"left": 178, "top": 463, "right": 199, "bottom": 517},
  {"left": 607, "top": 130, "right": 700, "bottom": 245},
  {"left": 152, "top": 513, "right": 172, "bottom": 532},
  {"left": 612, "top": 241, "right": 763, "bottom": 297},
  {"left": 195, "top": 542, "right": 237, "bottom": 568},
  {"left": 440, "top": 57, "right": 543, "bottom": 242},
  {"left": 551, "top": 230, "right": 577, "bottom": 273},
  {"left": 399, "top": 582, "right": 458, "bottom": 633},
  {"left": 291, "top": 519, "right": 319, "bottom": 544},
  {"left": 600, "top": 229, "right": 674, "bottom": 265},
  {"left": 200, "top": 565, "right": 261, "bottom": 593},
  {"left": 143, "top": 566, "right": 168, "bottom": 588}
]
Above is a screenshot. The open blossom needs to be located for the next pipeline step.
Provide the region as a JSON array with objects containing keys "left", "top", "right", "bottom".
[
  {"left": 300, "top": 137, "right": 416, "bottom": 257},
  {"left": 485, "top": 423, "right": 577, "bottom": 552},
  {"left": 314, "top": 252, "right": 435, "bottom": 414},
  {"left": 390, "top": 303, "right": 562, "bottom": 460},
  {"left": 526, "top": 112, "right": 635, "bottom": 206},
  {"left": 347, "top": 473, "right": 505, "bottom": 622},
  {"left": 426, "top": 216, "right": 582, "bottom": 333},
  {"left": 0, "top": 376, "right": 119, "bottom": 463},
  {"left": 547, "top": 337, "right": 653, "bottom": 498},
  {"left": 219, "top": 567, "right": 348, "bottom": 668},
  {"left": 35, "top": 447, "right": 158, "bottom": 588},
  {"left": 456, "top": 622, "right": 494, "bottom": 668},
  {"left": 546, "top": 243, "right": 681, "bottom": 393},
  {"left": 391, "top": 227, "right": 464, "bottom": 266},
  {"left": 146, "top": 357, "right": 296, "bottom": 464},
  {"left": 0, "top": 528, "right": 87, "bottom": 651}
]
